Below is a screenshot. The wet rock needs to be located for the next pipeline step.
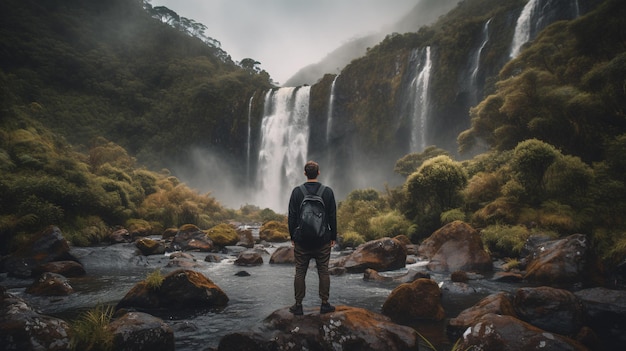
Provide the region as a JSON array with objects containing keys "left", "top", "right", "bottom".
[
  {"left": 234, "top": 251, "right": 263, "bottom": 266},
  {"left": 108, "top": 311, "right": 174, "bottom": 351},
  {"left": 269, "top": 246, "right": 295, "bottom": 264},
  {"left": 235, "top": 271, "right": 250, "bottom": 277},
  {"left": 574, "top": 287, "right": 626, "bottom": 348},
  {"left": 491, "top": 271, "right": 524, "bottom": 282},
  {"left": 171, "top": 225, "right": 214, "bottom": 252},
  {"left": 26, "top": 272, "right": 74, "bottom": 296},
  {"left": 418, "top": 221, "right": 492, "bottom": 273},
  {"left": 451, "top": 270, "right": 469, "bottom": 282},
  {"left": 109, "top": 228, "right": 132, "bottom": 243},
  {"left": 329, "top": 266, "right": 346, "bottom": 275},
  {"left": 136, "top": 237, "right": 166, "bottom": 256},
  {"left": 116, "top": 269, "right": 228, "bottom": 311},
  {"left": 342, "top": 237, "right": 407, "bottom": 273},
  {"left": 0, "top": 289, "right": 71, "bottom": 350},
  {"left": 457, "top": 313, "right": 588, "bottom": 351},
  {"left": 513, "top": 286, "right": 584, "bottom": 336},
  {"left": 363, "top": 268, "right": 429, "bottom": 283},
  {"left": 440, "top": 281, "right": 477, "bottom": 294},
  {"left": 217, "top": 305, "right": 419, "bottom": 351},
  {"left": 523, "top": 234, "right": 589, "bottom": 284},
  {"left": 2, "top": 226, "right": 77, "bottom": 277},
  {"left": 448, "top": 292, "right": 516, "bottom": 332},
  {"left": 381, "top": 278, "right": 445, "bottom": 322},
  {"left": 205, "top": 253, "right": 223, "bottom": 262},
  {"left": 32, "top": 260, "right": 86, "bottom": 277}
]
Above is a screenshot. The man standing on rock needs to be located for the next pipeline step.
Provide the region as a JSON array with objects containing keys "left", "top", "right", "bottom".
[{"left": 288, "top": 160, "right": 337, "bottom": 315}]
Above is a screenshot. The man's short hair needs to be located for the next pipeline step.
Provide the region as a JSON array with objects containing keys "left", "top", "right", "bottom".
[{"left": 304, "top": 161, "right": 319, "bottom": 179}]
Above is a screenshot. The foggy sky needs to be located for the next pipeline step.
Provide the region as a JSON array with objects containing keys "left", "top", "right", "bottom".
[{"left": 151, "top": 0, "right": 419, "bottom": 85}]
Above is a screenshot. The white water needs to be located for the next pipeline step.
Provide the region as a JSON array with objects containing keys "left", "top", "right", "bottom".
[
  {"left": 510, "top": 0, "right": 539, "bottom": 59},
  {"left": 246, "top": 95, "right": 253, "bottom": 184},
  {"left": 326, "top": 75, "right": 338, "bottom": 143},
  {"left": 256, "top": 86, "right": 311, "bottom": 211},
  {"left": 470, "top": 18, "right": 491, "bottom": 104},
  {"left": 410, "top": 46, "right": 432, "bottom": 152}
]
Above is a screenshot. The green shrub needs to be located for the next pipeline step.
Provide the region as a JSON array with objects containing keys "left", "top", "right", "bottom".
[
  {"left": 70, "top": 304, "right": 114, "bottom": 351},
  {"left": 480, "top": 224, "right": 530, "bottom": 257},
  {"left": 339, "top": 231, "right": 365, "bottom": 249},
  {"left": 367, "top": 210, "right": 411, "bottom": 241},
  {"left": 440, "top": 209, "right": 466, "bottom": 224},
  {"left": 144, "top": 269, "right": 164, "bottom": 290}
]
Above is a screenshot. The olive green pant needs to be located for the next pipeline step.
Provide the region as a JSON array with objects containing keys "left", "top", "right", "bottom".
[{"left": 293, "top": 242, "right": 332, "bottom": 305}]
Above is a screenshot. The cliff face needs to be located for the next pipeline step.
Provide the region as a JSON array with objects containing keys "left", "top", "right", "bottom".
[{"left": 293, "top": 0, "right": 607, "bottom": 197}]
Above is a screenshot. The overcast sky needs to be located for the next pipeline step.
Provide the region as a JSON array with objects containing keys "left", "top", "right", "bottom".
[{"left": 151, "top": 0, "right": 419, "bottom": 85}]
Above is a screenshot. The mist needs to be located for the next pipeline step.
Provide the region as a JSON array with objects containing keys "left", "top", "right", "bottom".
[{"left": 150, "top": 0, "right": 423, "bottom": 85}]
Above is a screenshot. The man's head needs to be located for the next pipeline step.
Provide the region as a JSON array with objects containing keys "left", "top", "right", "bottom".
[{"left": 304, "top": 161, "right": 320, "bottom": 180}]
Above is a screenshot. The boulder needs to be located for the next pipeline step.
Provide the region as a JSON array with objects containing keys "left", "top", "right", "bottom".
[
  {"left": 136, "top": 238, "right": 166, "bottom": 256},
  {"left": 574, "top": 287, "right": 626, "bottom": 348},
  {"left": 116, "top": 269, "right": 228, "bottom": 311},
  {"left": 418, "top": 221, "right": 492, "bottom": 272},
  {"left": 513, "top": 286, "right": 584, "bottom": 336},
  {"left": 2, "top": 226, "right": 77, "bottom": 277},
  {"left": 381, "top": 278, "right": 445, "bottom": 322},
  {"left": 457, "top": 313, "right": 588, "bottom": 351},
  {"left": 234, "top": 251, "right": 263, "bottom": 266},
  {"left": 25, "top": 272, "right": 74, "bottom": 296},
  {"left": 448, "top": 292, "right": 516, "bottom": 332},
  {"left": 108, "top": 311, "right": 175, "bottom": 351},
  {"left": 269, "top": 246, "right": 295, "bottom": 264},
  {"left": 171, "top": 225, "right": 214, "bottom": 252},
  {"left": 523, "top": 234, "right": 589, "bottom": 283},
  {"left": 0, "top": 289, "right": 72, "bottom": 350},
  {"left": 342, "top": 237, "right": 406, "bottom": 273},
  {"left": 32, "top": 260, "right": 86, "bottom": 277},
  {"left": 217, "top": 305, "right": 419, "bottom": 351},
  {"left": 109, "top": 228, "right": 132, "bottom": 243}
]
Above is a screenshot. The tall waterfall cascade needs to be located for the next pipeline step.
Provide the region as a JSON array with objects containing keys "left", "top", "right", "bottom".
[
  {"left": 469, "top": 18, "right": 492, "bottom": 105},
  {"left": 255, "top": 86, "right": 311, "bottom": 211},
  {"left": 410, "top": 46, "right": 432, "bottom": 152},
  {"left": 246, "top": 95, "right": 253, "bottom": 183},
  {"left": 326, "top": 75, "right": 338, "bottom": 143},
  {"left": 510, "top": 0, "right": 582, "bottom": 59}
]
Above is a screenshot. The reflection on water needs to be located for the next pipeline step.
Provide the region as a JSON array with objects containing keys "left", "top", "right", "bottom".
[{"left": 2, "top": 242, "right": 528, "bottom": 350}]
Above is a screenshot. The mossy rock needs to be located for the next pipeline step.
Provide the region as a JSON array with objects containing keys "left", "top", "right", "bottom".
[
  {"left": 259, "top": 221, "right": 290, "bottom": 242},
  {"left": 204, "top": 223, "right": 239, "bottom": 247}
]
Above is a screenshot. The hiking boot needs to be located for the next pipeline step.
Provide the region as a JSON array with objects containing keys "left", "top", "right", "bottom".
[
  {"left": 320, "top": 302, "right": 335, "bottom": 314},
  {"left": 289, "top": 304, "right": 303, "bottom": 315}
]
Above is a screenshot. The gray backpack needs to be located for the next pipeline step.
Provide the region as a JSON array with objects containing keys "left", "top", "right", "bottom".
[{"left": 295, "top": 184, "right": 329, "bottom": 248}]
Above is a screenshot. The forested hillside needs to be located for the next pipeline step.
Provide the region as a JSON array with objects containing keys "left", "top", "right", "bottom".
[{"left": 0, "top": 0, "right": 272, "bottom": 168}]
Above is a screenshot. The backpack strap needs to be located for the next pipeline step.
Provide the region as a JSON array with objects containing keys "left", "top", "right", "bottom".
[
  {"left": 299, "top": 184, "right": 308, "bottom": 196},
  {"left": 315, "top": 184, "right": 326, "bottom": 197}
]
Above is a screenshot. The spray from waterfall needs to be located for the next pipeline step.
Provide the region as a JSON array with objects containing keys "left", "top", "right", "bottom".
[
  {"left": 410, "top": 46, "right": 432, "bottom": 152},
  {"left": 256, "top": 86, "right": 311, "bottom": 211}
]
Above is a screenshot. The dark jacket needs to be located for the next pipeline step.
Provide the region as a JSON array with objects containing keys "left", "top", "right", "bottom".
[{"left": 288, "top": 181, "right": 337, "bottom": 242}]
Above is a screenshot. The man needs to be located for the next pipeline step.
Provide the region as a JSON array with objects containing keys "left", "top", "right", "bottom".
[{"left": 288, "top": 160, "right": 337, "bottom": 315}]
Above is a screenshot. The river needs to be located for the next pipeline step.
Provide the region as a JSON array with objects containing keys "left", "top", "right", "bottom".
[{"left": 2, "top": 240, "right": 529, "bottom": 350}]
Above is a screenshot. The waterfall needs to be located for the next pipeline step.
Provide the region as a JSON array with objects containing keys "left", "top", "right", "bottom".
[
  {"left": 246, "top": 95, "right": 253, "bottom": 184},
  {"left": 410, "top": 46, "right": 432, "bottom": 152},
  {"left": 510, "top": 0, "right": 538, "bottom": 59},
  {"left": 326, "top": 75, "right": 338, "bottom": 143},
  {"left": 470, "top": 18, "right": 492, "bottom": 104},
  {"left": 256, "top": 86, "right": 311, "bottom": 211},
  {"left": 510, "top": 0, "right": 581, "bottom": 59}
]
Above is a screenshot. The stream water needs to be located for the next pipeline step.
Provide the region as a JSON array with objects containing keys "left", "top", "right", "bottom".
[{"left": 2, "top": 241, "right": 531, "bottom": 351}]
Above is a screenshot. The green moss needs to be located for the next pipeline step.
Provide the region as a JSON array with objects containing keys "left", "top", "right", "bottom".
[{"left": 205, "top": 223, "right": 239, "bottom": 247}]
